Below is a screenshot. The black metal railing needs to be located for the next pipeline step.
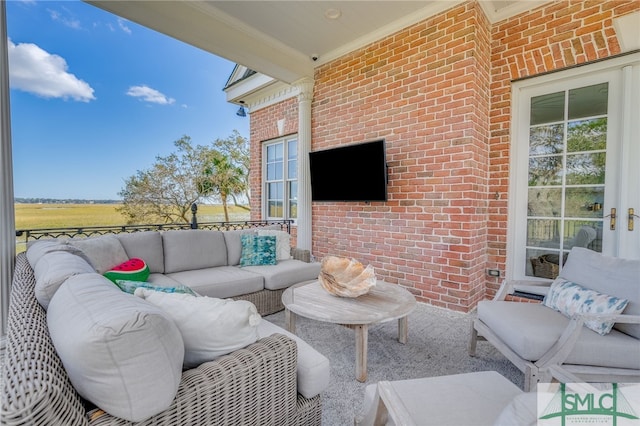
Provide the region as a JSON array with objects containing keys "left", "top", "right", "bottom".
[{"left": 15, "top": 203, "right": 292, "bottom": 252}]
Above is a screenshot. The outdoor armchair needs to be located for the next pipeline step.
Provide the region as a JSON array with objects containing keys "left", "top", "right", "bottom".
[{"left": 469, "top": 247, "right": 640, "bottom": 391}]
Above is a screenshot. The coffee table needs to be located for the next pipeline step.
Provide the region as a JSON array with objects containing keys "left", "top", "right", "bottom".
[{"left": 282, "top": 280, "right": 416, "bottom": 382}]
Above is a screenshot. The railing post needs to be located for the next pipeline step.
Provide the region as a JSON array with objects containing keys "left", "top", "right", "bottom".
[{"left": 191, "top": 203, "right": 198, "bottom": 229}]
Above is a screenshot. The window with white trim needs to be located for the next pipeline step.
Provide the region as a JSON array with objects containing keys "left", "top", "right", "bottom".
[{"left": 263, "top": 136, "right": 297, "bottom": 220}]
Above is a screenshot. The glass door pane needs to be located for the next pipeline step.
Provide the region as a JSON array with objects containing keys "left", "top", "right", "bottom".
[{"left": 525, "top": 83, "right": 608, "bottom": 279}]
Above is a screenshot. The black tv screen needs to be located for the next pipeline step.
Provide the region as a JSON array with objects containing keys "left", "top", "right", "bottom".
[{"left": 309, "top": 139, "right": 388, "bottom": 202}]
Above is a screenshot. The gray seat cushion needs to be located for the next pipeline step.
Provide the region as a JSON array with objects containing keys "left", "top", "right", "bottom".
[
  {"left": 560, "top": 247, "right": 640, "bottom": 338},
  {"left": 242, "top": 259, "right": 321, "bottom": 290},
  {"left": 162, "top": 230, "right": 228, "bottom": 273},
  {"left": 117, "top": 231, "right": 165, "bottom": 274},
  {"left": 168, "top": 266, "right": 264, "bottom": 298},
  {"left": 477, "top": 301, "right": 640, "bottom": 369},
  {"left": 47, "top": 273, "right": 184, "bottom": 422}
]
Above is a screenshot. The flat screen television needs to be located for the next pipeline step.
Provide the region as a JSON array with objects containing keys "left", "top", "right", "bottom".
[{"left": 309, "top": 139, "right": 388, "bottom": 202}]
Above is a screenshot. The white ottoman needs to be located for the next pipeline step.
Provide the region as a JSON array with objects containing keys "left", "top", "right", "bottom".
[{"left": 356, "top": 371, "right": 526, "bottom": 426}]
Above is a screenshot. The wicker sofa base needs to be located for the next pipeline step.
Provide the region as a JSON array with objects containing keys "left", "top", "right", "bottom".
[
  {"left": 2, "top": 253, "right": 322, "bottom": 426},
  {"left": 233, "top": 287, "right": 286, "bottom": 316}
]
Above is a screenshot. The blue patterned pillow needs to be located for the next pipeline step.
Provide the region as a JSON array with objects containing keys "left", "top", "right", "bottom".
[
  {"left": 240, "top": 235, "right": 277, "bottom": 267},
  {"left": 543, "top": 278, "right": 629, "bottom": 335},
  {"left": 115, "top": 280, "right": 197, "bottom": 296}
]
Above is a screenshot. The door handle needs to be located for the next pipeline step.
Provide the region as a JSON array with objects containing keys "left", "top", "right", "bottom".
[
  {"left": 629, "top": 208, "right": 639, "bottom": 231},
  {"left": 604, "top": 208, "right": 616, "bottom": 230}
]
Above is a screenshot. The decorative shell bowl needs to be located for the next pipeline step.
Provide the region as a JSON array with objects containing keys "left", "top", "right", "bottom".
[{"left": 318, "top": 256, "right": 376, "bottom": 298}]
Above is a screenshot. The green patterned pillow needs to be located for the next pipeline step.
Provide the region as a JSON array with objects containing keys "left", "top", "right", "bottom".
[
  {"left": 115, "top": 280, "right": 197, "bottom": 296},
  {"left": 240, "top": 235, "right": 277, "bottom": 267}
]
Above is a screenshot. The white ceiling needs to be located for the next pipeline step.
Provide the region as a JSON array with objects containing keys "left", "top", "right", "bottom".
[{"left": 87, "top": 1, "right": 547, "bottom": 84}]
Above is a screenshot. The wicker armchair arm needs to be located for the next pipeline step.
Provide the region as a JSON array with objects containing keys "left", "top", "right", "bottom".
[
  {"left": 89, "top": 333, "right": 299, "bottom": 425},
  {"left": 291, "top": 247, "right": 312, "bottom": 263}
]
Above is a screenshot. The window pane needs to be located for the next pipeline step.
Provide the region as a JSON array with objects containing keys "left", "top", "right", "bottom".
[
  {"left": 528, "top": 156, "right": 563, "bottom": 186},
  {"left": 288, "top": 181, "right": 297, "bottom": 219},
  {"left": 567, "top": 118, "right": 607, "bottom": 152},
  {"left": 288, "top": 159, "right": 297, "bottom": 179},
  {"left": 530, "top": 91, "right": 564, "bottom": 125},
  {"left": 268, "top": 182, "right": 283, "bottom": 199},
  {"left": 529, "top": 124, "right": 564, "bottom": 155},
  {"left": 267, "top": 143, "right": 283, "bottom": 162},
  {"left": 527, "top": 218, "right": 561, "bottom": 248},
  {"left": 288, "top": 140, "right": 297, "bottom": 159},
  {"left": 564, "top": 187, "right": 604, "bottom": 218},
  {"left": 565, "top": 153, "right": 606, "bottom": 185},
  {"left": 568, "top": 83, "right": 608, "bottom": 119},
  {"left": 268, "top": 201, "right": 283, "bottom": 217},
  {"left": 527, "top": 188, "right": 562, "bottom": 217}
]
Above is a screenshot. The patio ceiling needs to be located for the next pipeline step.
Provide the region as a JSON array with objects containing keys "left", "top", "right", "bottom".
[{"left": 86, "top": 0, "right": 546, "bottom": 85}]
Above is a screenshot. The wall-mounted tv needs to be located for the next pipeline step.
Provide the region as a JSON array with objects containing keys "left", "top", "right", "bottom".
[{"left": 309, "top": 139, "right": 388, "bottom": 202}]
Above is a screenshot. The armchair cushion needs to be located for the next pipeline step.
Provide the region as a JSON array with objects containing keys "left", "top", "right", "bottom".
[
  {"left": 543, "top": 278, "right": 629, "bottom": 335},
  {"left": 477, "top": 301, "right": 640, "bottom": 369},
  {"left": 560, "top": 247, "right": 640, "bottom": 338}
]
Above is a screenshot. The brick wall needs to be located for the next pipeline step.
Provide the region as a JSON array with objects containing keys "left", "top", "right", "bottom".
[
  {"left": 486, "top": 0, "right": 638, "bottom": 297},
  {"left": 312, "top": 1, "right": 491, "bottom": 311},
  {"left": 249, "top": 0, "right": 639, "bottom": 311}
]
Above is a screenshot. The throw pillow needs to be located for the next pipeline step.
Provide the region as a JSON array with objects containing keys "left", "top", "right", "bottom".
[
  {"left": 115, "top": 279, "right": 197, "bottom": 296},
  {"left": 257, "top": 229, "right": 292, "bottom": 260},
  {"left": 239, "top": 234, "right": 277, "bottom": 266},
  {"left": 47, "top": 273, "right": 184, "bottom": 422},
  {"left": 543, "top": 278, "right": 629, "bottom": 335},
  {"left": 134, "top": 289, "right": 261, "bottom": 369},
  {"left": 103, "top": 258, "right": 150, "bottom": 283}
]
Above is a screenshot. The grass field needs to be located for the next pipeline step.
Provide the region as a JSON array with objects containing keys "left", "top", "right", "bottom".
[{"left": 14, "top": 203, "right": 251, "bottom": 253}]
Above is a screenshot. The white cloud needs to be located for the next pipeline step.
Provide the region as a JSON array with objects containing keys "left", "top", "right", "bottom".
[
  {"left": 126, "top": 85, "right": 175, "bottom": 105},
  {"left": 8, "top": 39, "right": 96, "bottom": 102},
  {"left": 117, "top": 18, "right": 132, "bottom": 35},
  {"left": 48, "top": 7, "right": 82, "bottom": 30}
]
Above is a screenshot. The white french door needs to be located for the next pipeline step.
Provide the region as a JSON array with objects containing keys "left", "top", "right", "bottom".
[{"left": 508, "top": 53, "right": 640, "bottom": 281}]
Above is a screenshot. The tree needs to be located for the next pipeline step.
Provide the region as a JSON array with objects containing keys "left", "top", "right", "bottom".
[
  {"left": 210, "top": 130, "right": 251, "bottom": 207},
  {"left": 118, "top": 136, "right": 211, "bottom": 224},
  {"left": 198, "top": 152, "right": 246, "bottom": 222},
  {"left": 118, "top": 133, "right": 250, "bottom": 225}
]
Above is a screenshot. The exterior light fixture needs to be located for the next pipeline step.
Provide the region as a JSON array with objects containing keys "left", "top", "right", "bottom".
[{"left": 236, "top": 101, "right": 247, "bottom": 117}]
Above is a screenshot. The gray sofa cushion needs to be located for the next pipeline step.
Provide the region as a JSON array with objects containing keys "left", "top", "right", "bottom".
[
  {"left": 26, "top": 240, "right": 90, "bottom": 269},
  {"left": 33, "top": 251, "right": 96, "bottom": 309},
  {"left": 223, "top": 229, "right": 256, "bottom": 266},
  {"left": 242, "top": 259, "right": 321, "bottom": 290},
  {"left": 117, "top": 231, "right": 165, "bottom": 274},
  {"left": 168, "top": 266, "right": 264, "bottom": 298},
  {"left": 47, "top": 273, "right": 184, "bottom": 422},
  {"left": 257, "top": 320, "right": 330, "bottom": 399},
  {"left": 147, "top": 272, "right": 183, "bottom": 287},
  {"left": 477, "top": 301, "right": 640, "bottom": 369},
  {"left": 69, "top": 235, "right": 129, "bottom": 274},
  {"left": 162, "top": 230, "right": 228, "bottom": 273},
  {"left": 560, "top": 247, "right": 640, "bottom": 338}
]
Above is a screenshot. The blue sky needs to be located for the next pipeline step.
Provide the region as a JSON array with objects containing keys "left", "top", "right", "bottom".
[{"left": 7, "top": 0, "right": 249, "bottom": 200}]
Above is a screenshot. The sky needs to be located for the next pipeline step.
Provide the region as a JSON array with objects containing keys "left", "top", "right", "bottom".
[{"left": 7, "top": 0, "right": 250, "bottom": 200}]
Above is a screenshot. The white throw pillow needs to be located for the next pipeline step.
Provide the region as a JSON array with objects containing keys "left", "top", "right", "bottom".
[
  {"left": 257, "top": 229, "right": 292, "bottom": 260},
  {"left": 47, "top": 273, "right": 184, "bottom": 422},
  {"left": 134, "top": 289, "right": 261, "bottom": 368}
]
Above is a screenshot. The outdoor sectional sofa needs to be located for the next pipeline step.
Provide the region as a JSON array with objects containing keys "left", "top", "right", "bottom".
[{"left": 2, "top": 228, "right": 330, "bottom": 425}]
